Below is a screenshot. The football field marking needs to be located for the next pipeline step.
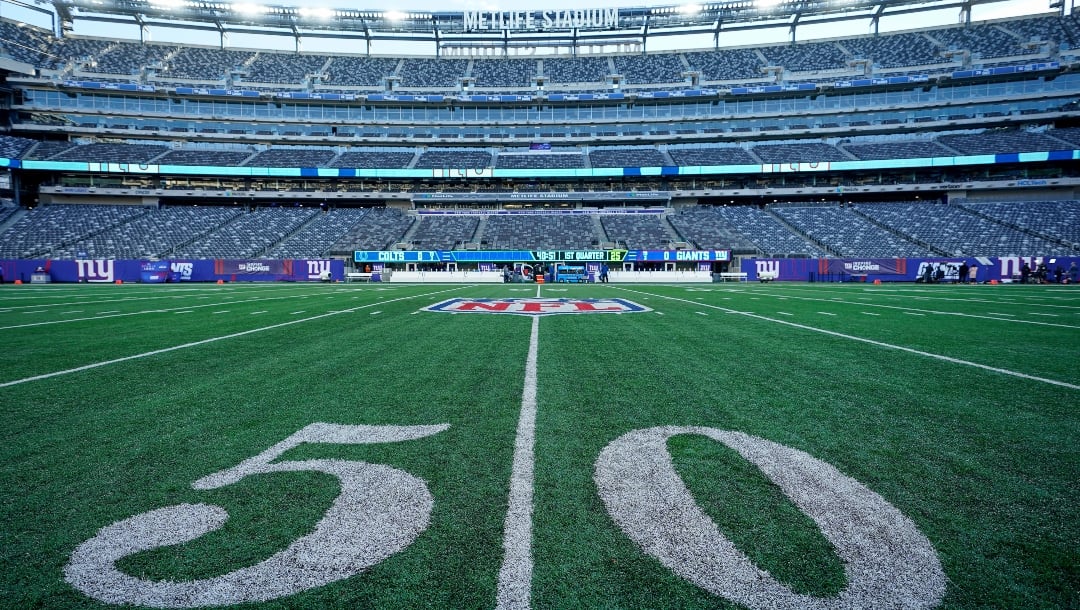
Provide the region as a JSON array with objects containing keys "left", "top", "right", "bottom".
[
  {"left": 750, "top": 290, "right": 1080, "bottom": 330},
  {"left": 496, "top": 285, "right": 542, "bottom": 609},
  {"left": 617, "top": 288, "right": 1080, "bottom": 391},
  {"left": 0, "top": 292, "right": 345, "bottom": 331},
  {"left": 0, "top": 287, "right": 466, "bottom": 389},
  {"left": 596, "top": 427, "right": 946, "bottom": 609},
  {"left": 787, "top": 286, "right": 1080, "bottom": 311}
]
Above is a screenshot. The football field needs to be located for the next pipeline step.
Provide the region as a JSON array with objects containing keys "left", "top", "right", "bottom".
[{"left": 1, "top": 281, "right": 1077, "bottom": 609}]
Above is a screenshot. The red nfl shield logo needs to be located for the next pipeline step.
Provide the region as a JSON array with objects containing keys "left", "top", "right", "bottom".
[{"left": 423, "top": 298, "right": 651, "bottom": 316}]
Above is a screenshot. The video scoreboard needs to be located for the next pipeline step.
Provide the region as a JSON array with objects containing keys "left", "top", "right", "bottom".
[{"left": 353, "top": 249, "right": 732, "bottom": 264}]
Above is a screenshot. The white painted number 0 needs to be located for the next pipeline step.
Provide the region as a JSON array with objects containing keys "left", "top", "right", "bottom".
[
  {"left": 65, "top": 423, "right": 449, "bottom": 608},
  {"left": 594, "top": 426, "right": 946, "bottom": 609}
]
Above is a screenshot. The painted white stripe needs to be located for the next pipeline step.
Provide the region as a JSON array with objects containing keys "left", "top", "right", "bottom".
[
  {"left": 655, "top": 311, "right": 665, "bottom": 316},
  {"left": 616, "top": 287, "right": 1080, "bottom": 391},
  {"left": 1029, "top": 312, "right": 1058, "bottom": 317},
  {"left": 497, "top": 314, "right": 540, "bottom": 610},
  {"left": 903, "top": 312, "right": 925, "bottom": 316},
  {"left": 290, "top": 311, "right": 306, "bottom": 315},
  {"left": 0, "top": 287, "right": 467, "bottom": 389},
  {"left": 986, "top": 312, "right": 1015, "bottom": 317},
  {"left": 751, "top": 290, "right": 1080, "bottom": 330},
  {"left": 211, "top": 311, "right": 229, "bottom": 315},
  {"left": 818, "top": 312, "right": 837, "bottom": 316},
  {"left": 696, "top": 311, "right": 708, "bottom": 316},
  {"left": 370, "top": 311, "right": 381, "bottom": 316},
  {"left": 62, "top": 310, "right": 84, "bottom": 314},
  {"left": 250, "top": 311, "right": 267, "bottom": 315},
  {"left": 778, "top": 312, "right": 793, "bottom": 316},
  {"left": 0, "top": 293, "right": 325, "bottom": 331},
  {"left": 862, "top": 312, "right": 881, "bottom": 316},
  {"left": 174, "top": 311, "right": 194, "bottom": 315}
]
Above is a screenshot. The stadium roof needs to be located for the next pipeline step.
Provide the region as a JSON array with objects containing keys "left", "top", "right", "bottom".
[{"left": 34, "top": 0, "right": 1051, "bottom": 51}]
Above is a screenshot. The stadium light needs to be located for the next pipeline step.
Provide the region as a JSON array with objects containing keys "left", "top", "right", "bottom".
[
  {"left": 677, "top": 3, "right": 703, "bottom": 15},
  {"left": 384, "top": 10, "right": 408, "bottom": 21},
  {"left": 755, "top": 0, "right": 783, "bottom": 8},
  {"left": 298, "top": 6, "right": 334, "bottom": 20},
  {"left": 232, "top": 2, "right": 268, "bottom": 15}
]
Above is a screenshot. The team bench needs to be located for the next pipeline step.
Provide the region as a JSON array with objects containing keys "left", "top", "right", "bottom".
[
  {"left": 345, "top": 272, "right": 374, "bottom": 282},
  {"left": 717, "top": 272, "right": 748, "bottom": 282}
]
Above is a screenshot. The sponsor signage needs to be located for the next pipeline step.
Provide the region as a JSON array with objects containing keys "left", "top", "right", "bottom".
[{"left": 422, "top": 297, "right": 651, "bottom": 316}]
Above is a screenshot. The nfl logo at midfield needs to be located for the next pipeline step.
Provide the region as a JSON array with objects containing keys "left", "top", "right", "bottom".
[{"left": 423, "top": 298, "right": 651, "bottom": 316}]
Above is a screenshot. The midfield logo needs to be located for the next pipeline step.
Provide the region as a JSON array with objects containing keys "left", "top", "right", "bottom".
[{"left": 423, "top": 297, "right": 651, "bottom": 316}]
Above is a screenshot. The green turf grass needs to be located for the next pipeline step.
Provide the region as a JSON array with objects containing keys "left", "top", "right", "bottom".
[{"left": 1, "top": 282, "right": 1077, "bottom": 608}]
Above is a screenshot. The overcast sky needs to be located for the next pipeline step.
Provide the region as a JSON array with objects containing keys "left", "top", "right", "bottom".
[{"left": 0, "top": 0, "right": 1060, "bottom": 55}]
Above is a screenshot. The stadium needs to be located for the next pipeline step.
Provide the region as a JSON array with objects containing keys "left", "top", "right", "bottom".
[{"left": 0, "top": 0, "right": 1078, "bottom": 607}]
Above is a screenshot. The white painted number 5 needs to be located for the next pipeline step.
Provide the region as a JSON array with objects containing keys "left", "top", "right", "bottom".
[{"left": 65, "top": 422, "right": 449, "bottom": 608}]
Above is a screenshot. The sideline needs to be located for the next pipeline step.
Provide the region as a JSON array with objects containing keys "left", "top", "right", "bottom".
[
  {"left": 617, "top": 287, "right": 1080, "bottom": 391},
  {"left": 0, "top": 286, "right": 466, "bottom": 389},
  {"left": 496, "top": 283, "right": 542, "bottom": 609}
]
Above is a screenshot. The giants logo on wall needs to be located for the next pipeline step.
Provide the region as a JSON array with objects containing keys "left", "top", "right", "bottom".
[
  {"left": 755, "top": 260, "right": 780, "bottom": 276},
  {"left": 423, "top": 298, "right": 651, "bottom": 316},
  {"left": 307, "top": 260, "right": 331, "bottom": 280},
  {"left": 76, "top": 259, "right": 114, "bottom": 283}
]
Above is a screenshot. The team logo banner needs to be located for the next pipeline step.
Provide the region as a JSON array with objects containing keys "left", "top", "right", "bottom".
[{"left": 423, "top": 298, "right": 651, "bottom": 316}]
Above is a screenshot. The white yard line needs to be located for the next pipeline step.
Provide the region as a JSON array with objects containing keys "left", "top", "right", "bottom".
[
  {"left": 496, "top": 287, "right": 542, "bottom": 609},
  {"left": 0, "top": 285, "right": 311, "bottom": 309},
  {"left": 784, "top": 285, "right": 1080, "bottom": 311},
  {"left": 749, "top": 291, "right": 1080, "bottom": 330},
  {"left": 617, "top": 287, "right": 1080, "bottom": 391},
  {"left": 0, "top": 293, "right": 336, "bottom": 331},
  {"left": 0, "top": 287, "right": 465, "bottom": 389}
]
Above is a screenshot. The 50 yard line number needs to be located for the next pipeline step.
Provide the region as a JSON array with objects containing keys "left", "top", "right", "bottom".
[{"left": 65, "top": 423, "right": 945, "bottom": 609}]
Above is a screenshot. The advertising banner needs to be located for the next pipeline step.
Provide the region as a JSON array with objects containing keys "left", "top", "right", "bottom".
[
  {"left": 819, "top": 258, "right": 907, "bottom": 276},
  {"left": 140, "top": 261, "right": 171, "bottom": 283},
  {"left": 742, "top": 256, "right": 1080, "bottom": 283},
  {"left": 0, "top": 259, "right": 344, "bottom": 283}
]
